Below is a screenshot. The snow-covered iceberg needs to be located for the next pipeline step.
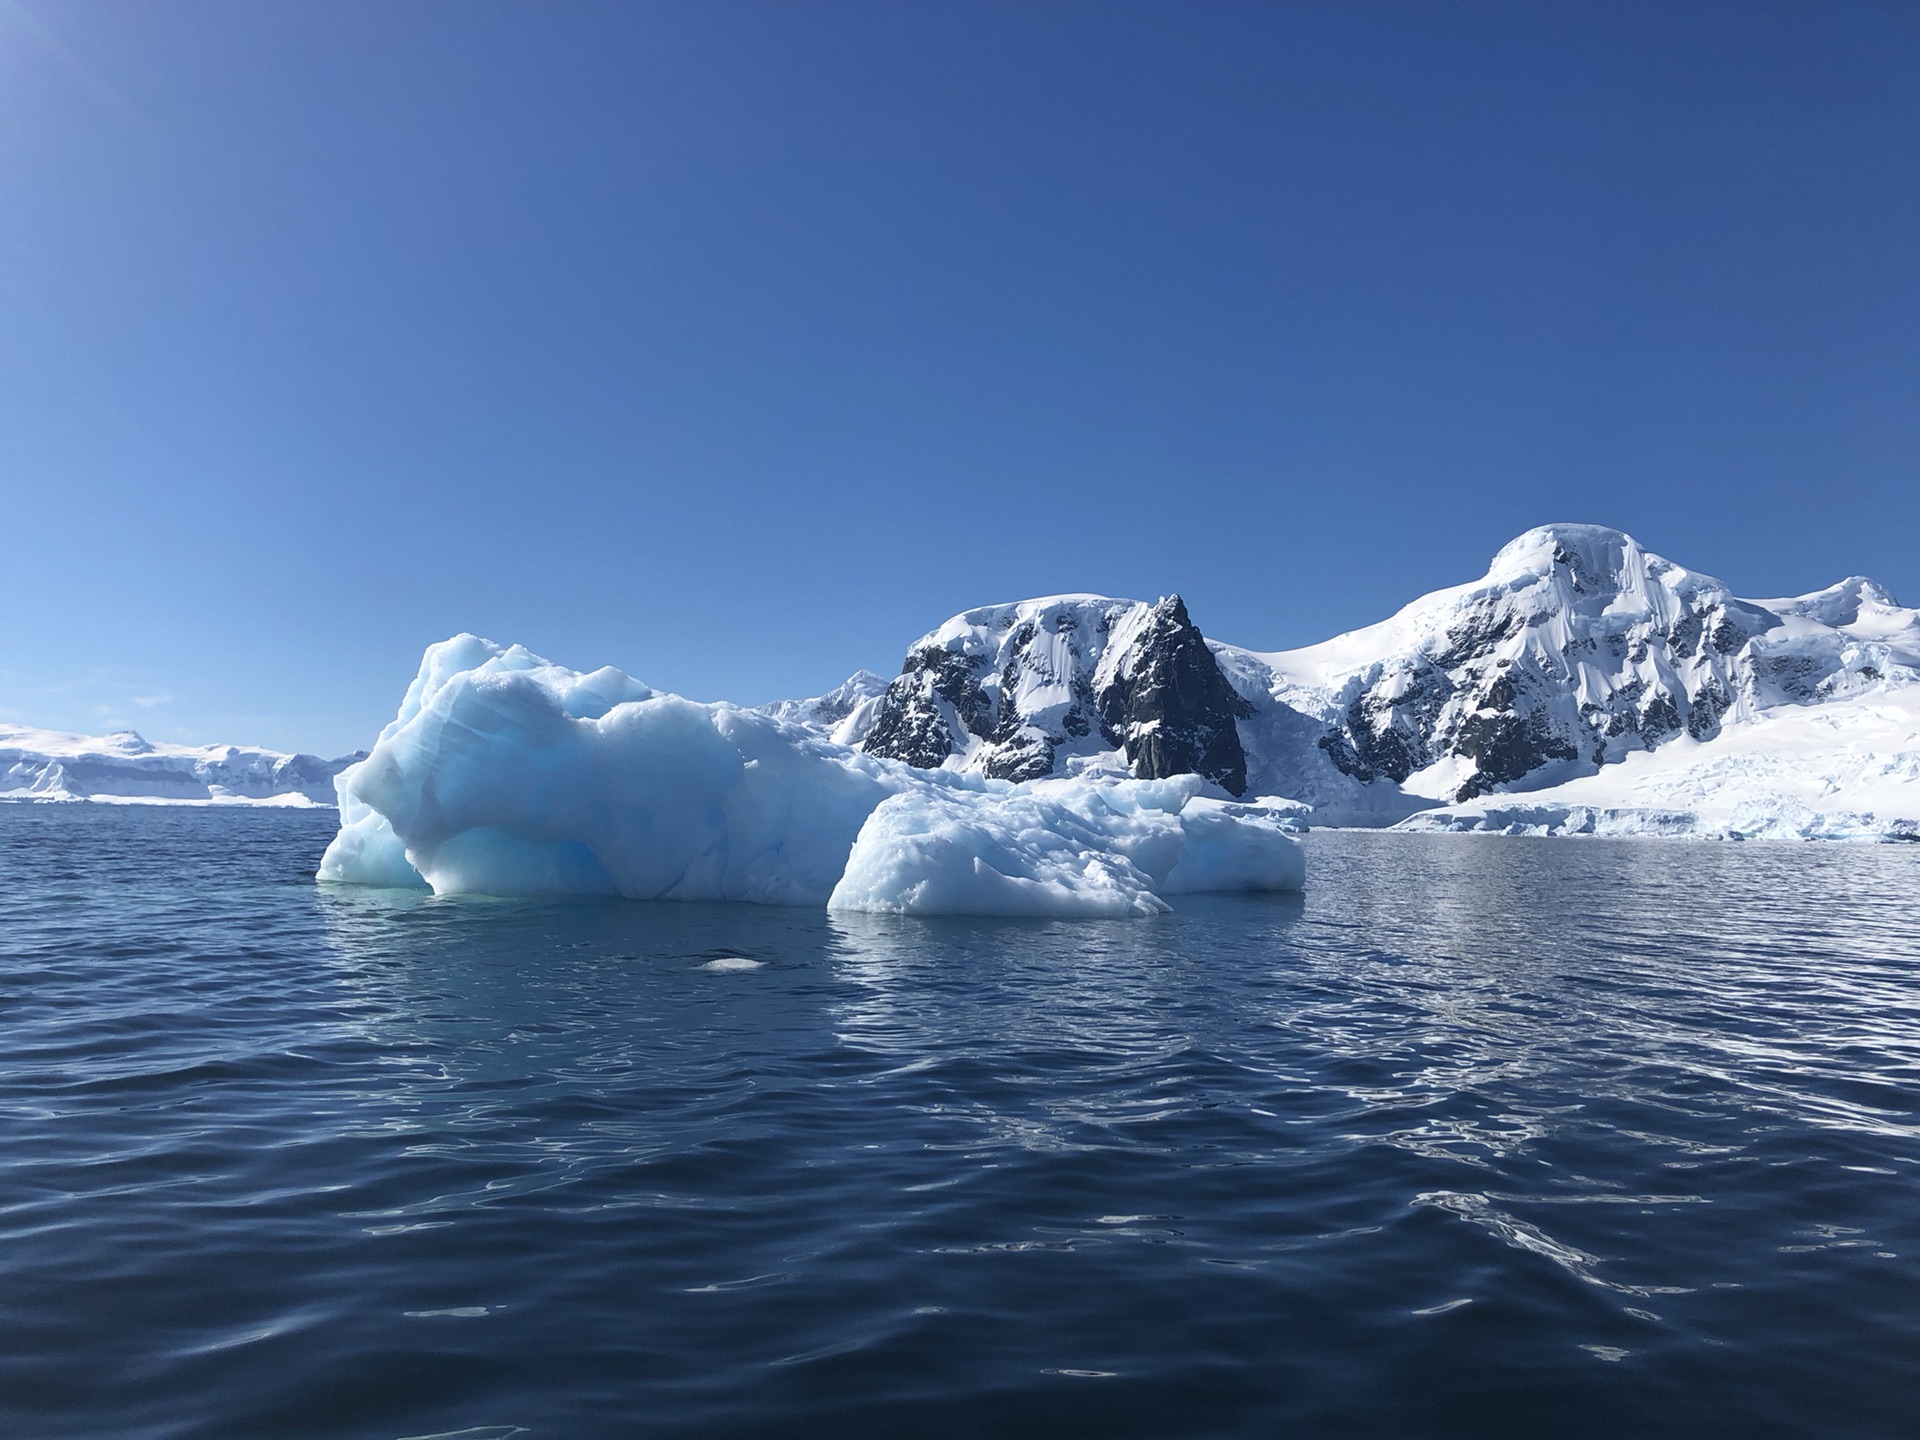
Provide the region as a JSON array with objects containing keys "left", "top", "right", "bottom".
[
  {"left": 831, "top": 778, "right": 1304, "bottom": 917},
  {"left": 318, "top": 636, "right": 1305, "bottom": 915}
]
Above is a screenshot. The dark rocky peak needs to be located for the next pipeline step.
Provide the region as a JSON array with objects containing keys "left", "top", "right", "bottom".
[
  {"left": 861, "top": 593, "right": 1252, "bottom": 793},
  {"left": 860, "top": 596, "right": 1129, "bottom": 781},
  {"left": 1093, "top": 595, "right": 1252, "bottom": 795}
]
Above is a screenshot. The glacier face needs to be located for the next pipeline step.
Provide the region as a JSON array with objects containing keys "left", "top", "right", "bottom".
[
  {"left": 0, "top": 725, "right": 359, "bottom": 805},
  {"left": 317, "top": 636, "right": 1306, "bottom": 913}
]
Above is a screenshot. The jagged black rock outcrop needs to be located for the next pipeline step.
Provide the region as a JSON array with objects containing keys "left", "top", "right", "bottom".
[
  {"left": 1093, "top": 596, "right": 1252, "bottom": 795},
  {"left": 860, "top": 594, "right": 1252, "bottom": 794}
]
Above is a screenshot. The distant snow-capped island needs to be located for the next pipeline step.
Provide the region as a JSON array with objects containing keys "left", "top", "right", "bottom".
[{"left": 0, "top": 725, "right": 361, "bottom": 806}]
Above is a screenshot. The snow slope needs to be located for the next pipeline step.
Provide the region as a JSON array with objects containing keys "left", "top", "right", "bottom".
[
  {"left": 1209, "top": 523, "right": 1920, "bottom": 833},
  {"left": 755, "top": 670, "right": 889, "bottom": 747},
  {"left": 0, "top": 725, "right": 359, "bottom": 805},
  {"left": 1396, "top": 687, "right": 1920, "bottom": 841},
  {"left": 318, "top": 635, "right": 1305, "bottom": 913}
]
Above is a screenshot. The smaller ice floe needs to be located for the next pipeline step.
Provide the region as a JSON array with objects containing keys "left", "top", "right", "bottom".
[
  {"left": 828, "top": 776, "right": 1305, "bottom": 918},
  {"left": 697, "top": 956, "right": 765, "bottom": 972}
]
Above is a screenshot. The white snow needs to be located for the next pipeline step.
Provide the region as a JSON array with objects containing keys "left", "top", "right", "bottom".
[
  {"left": 1210, "top": 522, "right": 1920, "bottom": 835},
  {"left": 319, "top": 635, "right": 1306, "bottom": 914},
  {"left": 756, "top": 670, "right": 889, "bottom": 747},
  {"left": 0, "top": 724, "right": 354, "bottom": 805},
  {"left": 1397, "top": 687, "right": 1920, "bottom": 840},
  {"left": 829, "top": 776, "right": 1305, "bottom": 918}
]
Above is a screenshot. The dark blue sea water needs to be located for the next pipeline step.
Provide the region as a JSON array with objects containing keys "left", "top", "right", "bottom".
[{"left": 3, "top": 805, "right": 1918, "bottom": 1439}]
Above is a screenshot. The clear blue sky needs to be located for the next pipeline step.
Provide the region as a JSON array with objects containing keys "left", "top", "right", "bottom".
[{"left": 3, "top": 1, "right": 1916, "bottom": 757}]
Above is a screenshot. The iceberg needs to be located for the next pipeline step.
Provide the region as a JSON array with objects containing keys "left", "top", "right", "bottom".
[
  {"left": 318, "top": 636, "right": 1305, "bottom": 915},
  {"left": 830, "top": 778, "right": 1305, "bottom": 918}
]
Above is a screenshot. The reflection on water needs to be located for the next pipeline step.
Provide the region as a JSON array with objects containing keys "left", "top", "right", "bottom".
[{"left": 2, "top": 806, "right": 1918, "bottom": 1439}]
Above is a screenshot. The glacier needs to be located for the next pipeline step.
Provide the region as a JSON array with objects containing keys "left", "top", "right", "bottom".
[
  {"left": 0, "top": 725, "right": 358, "bottom": 805},
  {"left": 317, "top": 635, "right": 1306, "bottom": 914}
]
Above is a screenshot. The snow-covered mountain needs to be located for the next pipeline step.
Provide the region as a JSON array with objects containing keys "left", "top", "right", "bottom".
[
  {"left": 755, "top": 670, "right": 889, "bottom": 747},
  {"left": 807, "top": 523, "right": 1920, "bottom": 839},
  {"left": 1225, "top": 524, "right": 1920, "bottom": 804},
  {"left": 858, "top": 593, "right": 1253, "bottom": 794},
  {"left": 1395, "top": 687, "right": 1920, "bottom": 841},
  {"left": 0, "top": 725, "right": 361, "bottom": 805}
]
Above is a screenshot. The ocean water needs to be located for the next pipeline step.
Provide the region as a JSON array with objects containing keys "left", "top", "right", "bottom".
[{"left": 3, "top": 806, "right": 1918, "bottom": 1439}]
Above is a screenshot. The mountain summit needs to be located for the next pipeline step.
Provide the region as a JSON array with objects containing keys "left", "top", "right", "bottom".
[
  {"left": 857, "top": 592, "right": 1252, "bottom": 794},
  {"left": 775, "top": 524, "right": 1919, "bottom": 837}
]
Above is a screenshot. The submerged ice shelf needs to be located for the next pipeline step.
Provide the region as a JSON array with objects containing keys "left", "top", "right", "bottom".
[{"left": 318, "top": 635, "right": 1305, "bottom": 915}]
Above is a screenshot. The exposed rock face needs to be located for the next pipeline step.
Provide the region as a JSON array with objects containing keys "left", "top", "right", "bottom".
[
  {"left": 1095, "top": 596, "right": 1253, "bottom": 795},
  {"left": 860, "top": 594, "right": 1252, "bottom": 795},
  {"left": 1227, "top": 524, "right": 1920, "bottom": 804},
  {"left": 767, "top": 522, "right": 1920, "bottom": 818}
]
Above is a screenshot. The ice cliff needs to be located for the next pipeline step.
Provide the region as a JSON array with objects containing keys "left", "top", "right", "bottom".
[{"left": 317, "top": 635, "right": 1305, "bottom": 913}]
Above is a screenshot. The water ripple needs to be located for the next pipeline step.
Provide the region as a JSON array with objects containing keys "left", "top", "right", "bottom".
[{"left": 2, "top": 810, "right": 1918, "bottom": 1437}]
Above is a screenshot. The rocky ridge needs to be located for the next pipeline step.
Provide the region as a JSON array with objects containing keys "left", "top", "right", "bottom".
[
  {"left": 773, "top": 524, "right": 1920, "bottom": 830},
  {"left": 1223, "top": 525, "right": 1920, "bottom": 805},
  {"left": 859, "top": 593, "right": 1253, "bottom": 795}
]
